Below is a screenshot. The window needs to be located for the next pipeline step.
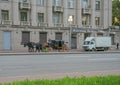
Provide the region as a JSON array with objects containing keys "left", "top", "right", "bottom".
[
  {"left": 82, "top": 15, "right": 90, "bottom": 26},
  {"left": 38, "top": 0, "right": 44, "bottom": 5},
  {"left": 53, "top": 0, "right": 59, "bottom": 6},
  {"left": 55, "top": 32, "right": 62, "bottom": 40},
  {"left": 1, "top": 10, "right": 9, "bottom": 20},
  {"left": 68, "top": 15, "right": 74, "bottom": 24},
  {"left": 96, "top": 1, "right": 100, "bottom": 10},
  {"left": 53, "top": 13, "right": 61, "bottom": 24},
  {"left": 23, "top": 0, "right": 27, "bottom": 2},
  {"left": 68, "top": 0, "right": 74, "bottom": 8},
  {"left": 95, "top": 17, "right": 100, "bottom": 26},
  {"left": 82, "top": 16, "right": 87, "bottom": 26},
  {"left": 1, "top": 0, "right": 9, "bottom": 1},
  {"left": 20, "top": 11, "right": 27, "bottom": 21},
  {"left": 82, "top": 0, "right": 87, "bottom": 8},
  {"left": 38, "top": 13, "right": 44, "bottom": 22},
  {"left": 19, "top": 0, "right": 27, "bottom": 2}
]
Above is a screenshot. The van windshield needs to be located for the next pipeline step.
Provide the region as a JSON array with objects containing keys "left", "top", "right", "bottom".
[{"left": 84, "top": 41, "right": 90, "bottom": 45}]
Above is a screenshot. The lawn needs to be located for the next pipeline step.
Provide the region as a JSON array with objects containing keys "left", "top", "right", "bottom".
[{"left": 1, "top": 75, "right": 120, "bottom": 85}]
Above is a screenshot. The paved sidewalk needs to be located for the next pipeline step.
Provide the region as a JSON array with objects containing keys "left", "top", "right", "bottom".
[{"left": 0, "top": 45, "right": 120, "bottom": 55}]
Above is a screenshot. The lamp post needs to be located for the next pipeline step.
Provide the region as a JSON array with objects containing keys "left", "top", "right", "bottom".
[{"left": 68, "top": 16, "right": 73, "bottom": 49}]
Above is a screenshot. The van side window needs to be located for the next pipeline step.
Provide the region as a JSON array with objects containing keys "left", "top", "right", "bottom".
[{"left": 91, "top": 42, "right": 94, "bottom": 44}]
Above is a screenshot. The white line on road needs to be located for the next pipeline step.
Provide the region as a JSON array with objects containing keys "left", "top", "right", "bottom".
[
  {"left": 88, "top": 58, "right": 120, "bottom": 61},
  {"left": 64, "top": 55, "right": 91, "bottom": 58}
]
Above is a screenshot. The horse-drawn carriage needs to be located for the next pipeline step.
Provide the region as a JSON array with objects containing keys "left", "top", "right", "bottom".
[
  {"left": 48, "top": 40, "right": 69, "bottom": 52},
  {"left": 23, "top": 40, "right": 68, "bottom": 52}
]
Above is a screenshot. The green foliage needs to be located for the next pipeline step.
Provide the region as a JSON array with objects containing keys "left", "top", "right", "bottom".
[
  {"left": 112, "top": 0, "right": 120, "bottom": 26},
  {"left": 1, "top": 75, "right": 120, "bottom": 85},
  {"left": 0, "top": 83, "right": 3, "bottom": 85}
]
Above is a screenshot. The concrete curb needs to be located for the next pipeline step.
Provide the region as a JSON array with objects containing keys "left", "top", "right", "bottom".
[{"left": 0, "top": 50, "right": 120, "bottom": 56}]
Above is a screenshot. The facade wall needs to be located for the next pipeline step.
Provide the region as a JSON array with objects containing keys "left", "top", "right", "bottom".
[{"left": 0, "top": 0, "right": 115, "bottom": 51}]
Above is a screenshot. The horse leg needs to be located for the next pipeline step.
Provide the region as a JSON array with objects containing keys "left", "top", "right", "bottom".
[
  {"left": 28, "top": 47, "right": 31, "bottom": 52},
  {"left": 32, "top": 47, "right": 34, "bottom": 52}
]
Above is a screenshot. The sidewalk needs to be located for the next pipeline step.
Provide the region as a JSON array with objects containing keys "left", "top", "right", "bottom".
[{"left": 0, "top": 45, "right": 120, "bottom": 55}]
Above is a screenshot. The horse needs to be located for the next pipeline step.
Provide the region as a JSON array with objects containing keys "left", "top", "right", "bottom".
[
  {"left": 24, "top": 42, "right": 35, "bottom": 52},
  {"left": 35, "top": 42, "right": 43, "bottom": 52}
]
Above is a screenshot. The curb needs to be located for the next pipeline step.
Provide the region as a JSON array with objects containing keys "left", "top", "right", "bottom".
[{"left": 0, "top": 50, "right": 120, "bottom": 56}]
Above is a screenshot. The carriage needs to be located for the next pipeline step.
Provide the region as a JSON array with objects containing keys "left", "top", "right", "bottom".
[
  {"left": 23, "top": 40, "right": 68, "bottom": 52},
  {"left": 48, "top": 40, "right": 69, "bottom": 52}
]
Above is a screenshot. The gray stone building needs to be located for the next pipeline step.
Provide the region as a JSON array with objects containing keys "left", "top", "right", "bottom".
[{"left": 0, "top": 0, "right": 116, "bottom": 51}]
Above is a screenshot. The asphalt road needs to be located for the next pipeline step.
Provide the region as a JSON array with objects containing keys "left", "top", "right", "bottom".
[{"left": 0, "top": 53, "right": 120, "bottom": 78}]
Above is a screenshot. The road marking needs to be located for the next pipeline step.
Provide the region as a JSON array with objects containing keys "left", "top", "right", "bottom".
[
  {"left": 88, "top": 58, "right": 120, "bottom": 61},
  {"left": 64, "top": 55, "right": 91, "bottom": 58}
]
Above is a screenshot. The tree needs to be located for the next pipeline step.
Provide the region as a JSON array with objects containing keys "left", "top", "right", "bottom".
[{"left": 112, "top": 0, "right": 120, "bottom": 26}]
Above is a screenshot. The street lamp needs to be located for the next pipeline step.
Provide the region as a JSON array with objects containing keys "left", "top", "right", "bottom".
[{"left": 68, "top": 15, "right": 73, "bottom": 49}]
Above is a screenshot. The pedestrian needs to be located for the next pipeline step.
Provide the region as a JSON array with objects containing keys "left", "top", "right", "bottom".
[{"left": 117, "top": 43, "right": 119, "bottom": 49}]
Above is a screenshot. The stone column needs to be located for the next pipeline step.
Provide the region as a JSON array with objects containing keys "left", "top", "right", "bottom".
[
  {"left": 63, "top": 0, "right": 68, "bottom": 27},
  {"left": 46, "top": 0, "right": 53, "bottom": 27},
  {"left": 91, "top": 0, "right": 96, "bottom": 29},
  {"left": 12, "top": 0, "right": 19, "bottom": 25},
  {"left": 76, "top": 0, "right": 82, "bottom": 28},
  {"left": 31, "top": 0, "right": 37, "bottom": 26},
  {"left": 77, "top": 33, "right": 84, "bottom": 50}
]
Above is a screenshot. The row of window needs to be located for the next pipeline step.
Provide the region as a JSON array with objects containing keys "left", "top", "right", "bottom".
[
  {"left": 1, "top": 10, "right": 100, "bottom": 26},
  {"left": 1, "top": 10, "right": 44, "bottom": 22},
  {"left": 1, "top": 0, "right": 101, "bottom": 10},
  {"left": 22, "top": 31, "right": 62, "bottom": 44}
]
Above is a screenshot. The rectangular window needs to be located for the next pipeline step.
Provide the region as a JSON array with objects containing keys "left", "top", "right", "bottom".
[
  {"left": 55, "top": 32, "right": 62, "bottom": 40},
  {"left": 23, "top": 0, "right": 27, "bottom": 2},
  {"left": 82, "top": 0, "right": 87, "bottom": 8},
  {"left": 95, "top": 17, "right": 100, "bottom": 26},
  {"left": 68, "top": 0, "right": 74, "bottom": 8},
  {"left": 20, "top": 11, "right": 27, "bottom": 21},
  {"left": 82, "top": 16, "right": 87, "bottom": 26},
  {"left": 53, "top": 13, "right": 61, "bottom": 24},
  {"left": 1, "top": 0, "right": 9, "bottom": 1},
  {"left": 53, "top": 0, "right": 59, "bottom": 6},
  {"left": 96, "top": 1, "right": 100, "bottom": 10},
  {"left": 38, "top": 13, "right": 44, "bottom": 22},
  {"left": 68, "top": 15, "right": 74, "bottom": 24},
  {"left": 38, "top": 0, "right": 44, "bottom": 5},
  {"left": 1, "top": 10, "right": 9, "bottom": 20}
]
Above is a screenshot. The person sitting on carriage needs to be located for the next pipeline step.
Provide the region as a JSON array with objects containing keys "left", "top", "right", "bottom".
[
  {"left": 43, "top": 42, "right": 49, "bottom": 52},
  {"left": 48, "top": 38, "right": 52, "bottom": 45}
]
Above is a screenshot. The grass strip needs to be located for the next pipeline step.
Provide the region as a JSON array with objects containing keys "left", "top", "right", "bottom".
[{"left": 1, "top": 75, "right": 120, "bottom": 85}]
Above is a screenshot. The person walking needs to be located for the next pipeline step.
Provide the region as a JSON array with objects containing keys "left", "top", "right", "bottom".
[{"left": 117, "top": 43, "right": 119, "bottom": 49}]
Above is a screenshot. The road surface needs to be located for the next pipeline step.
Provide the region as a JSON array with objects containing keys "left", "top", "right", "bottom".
[{"left": 0, "top": 53, "right": 120, "bottom": 82}]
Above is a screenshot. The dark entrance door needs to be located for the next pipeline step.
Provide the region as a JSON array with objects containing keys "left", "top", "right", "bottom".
[
  {"left": 71, "top": 34, "right": 77, "bottom": 49},
  {"left": 55, "top": 32, "right": 62, "bottom": 40},
  {"left": 110, "top": 34, "right": 115, "bottom": 45},
  {"left": 84, "top": 33, "right": 91, "bottom": 40},
  {"left": 39, "top": 32, "right": 47, "bottom": 45},
  {"left": 22, "top": 31, "right": 30, "bottom": 44}
]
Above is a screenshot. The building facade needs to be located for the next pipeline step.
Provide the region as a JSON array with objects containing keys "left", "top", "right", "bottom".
[{"left": 0, "top": 0, "right": 115, "bottom": 51}]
